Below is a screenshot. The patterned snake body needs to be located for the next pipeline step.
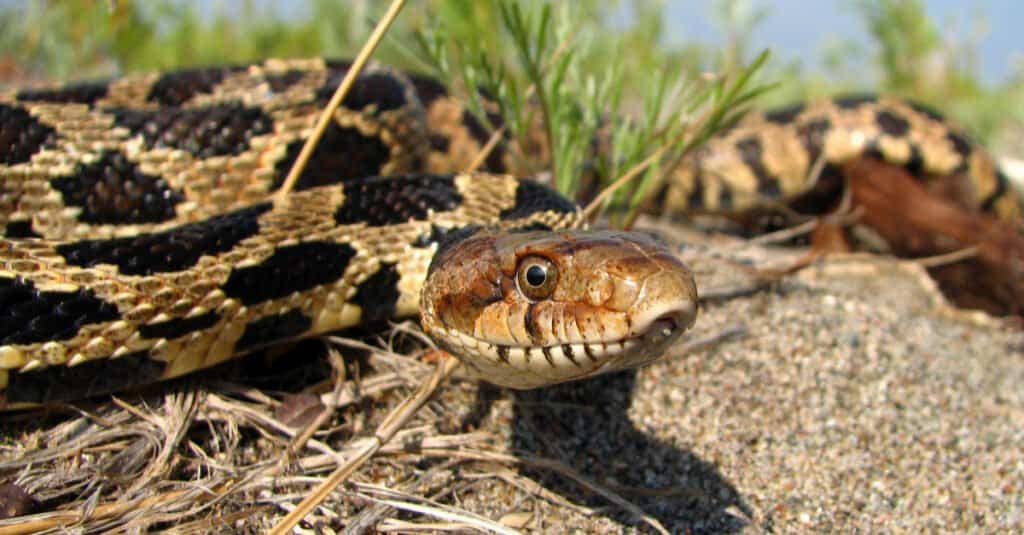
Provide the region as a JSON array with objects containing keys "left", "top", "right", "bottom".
[
  {"left": 661, "top": 94, "right": 1020, "bottom": 220},
  {"left": 0, "top": 59, "right": 699, "bottom": 408},
  {"left": 0, "top": 58, "right": 1017, "bottom": 407}
]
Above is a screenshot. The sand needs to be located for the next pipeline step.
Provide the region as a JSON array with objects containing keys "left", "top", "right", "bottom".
[{"left": 1, "top": 225, "right": 1021, "bottom": 534}]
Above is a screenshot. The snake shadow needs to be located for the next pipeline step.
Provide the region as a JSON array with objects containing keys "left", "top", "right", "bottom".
[{"left": 468, "top": 369, "right": 752, "bottom": 533}]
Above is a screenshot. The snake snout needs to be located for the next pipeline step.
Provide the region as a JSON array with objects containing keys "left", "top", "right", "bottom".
[
  {"left": 615, "top": 267, "right": 699, "bottom": 370},
  {"left": 629, "top": 271, "right": 699, "bottom": 337}
]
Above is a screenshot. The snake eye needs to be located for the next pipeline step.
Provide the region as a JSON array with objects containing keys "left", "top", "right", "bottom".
[{"left": 516, "top": 255, "right": 558, "bottom": 300}]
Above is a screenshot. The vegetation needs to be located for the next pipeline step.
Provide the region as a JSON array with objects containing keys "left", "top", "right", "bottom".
[
  {"left": 1, "top": 0, "right": 1020, "bottom": 199},
  {"left": 409, "top": 1, "right": 769, "bottom": 218}
]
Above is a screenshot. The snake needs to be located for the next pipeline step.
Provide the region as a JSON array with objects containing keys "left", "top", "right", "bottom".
[
  {"left": 0, "top": 58, "right": 699, "bottom": 409},
  {"left": 0, "top": 58, "right": 1017, "bottom": 409},
  {"left": 658, "top": 94, "right": 1020, "bottom": 222}
]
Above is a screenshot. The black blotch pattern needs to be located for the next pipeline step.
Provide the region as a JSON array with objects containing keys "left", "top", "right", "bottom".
[
  {"left": 686, "top": 169, "right": 706, "bottom": 210},
  {"left": 271, "top": 124, "right": 391, "bottom": 192},
  {"left": 146, "top": 65, "right": 244, "bottom": 106},
  {"left": 407, "top": 73, "right": 449, "bottom": 107},
  {"left": 427, "top": 225, "right": 484, "bottom": 277},
  {"left": 499, "top": 179, "right": 577, "bottom": 221},
  {"left": 735, "top": 136, "right": 782, "bottom": 197},
  {"left": 764, "top": 103, "right": 805, "bottom": 124},
  {"left": 221, "top": 241, "right": 356, "bottom": 306},
  {"left": 863, "top": 141, "right": 885, "bottom": 162},
  {"left": 413, "top": 224, "right": 457, "bottom": 248},
  {"left": 0, "top": 276, "right": 120, "bottom": 346},
  {"left": 318, "top": 70, "right": 408, "bottom": 112},
  {"left": 17, "top": 80, "right": 109, "bottom": 105},
  {"left": 265, "top": 70, "right": 307, "bottom": 93},
  {"left": 509, "top": 222, "right": 554, "bottom": 233},
  {"left": 980, "top": 171, "right": 1010, "bottom": 212},
  {"left": 716, "top": 185, "right": 734, "bottom": 210},
  {"left": 460, "top": 109, "right": 506, "bottom": 171},
  {"left": 428, "top": 133, "right": 451, "bottom": 154},
  {"left": 946, "top": 130, "right": 972, "bottom": 159},
  {"left": 796, "top": 117, "right": 833, "bottom": 162},
  {"left": 351, "top": 262, "right": 401, "bottom": 322},
  {"left": 324, "top": 59, "right": 354, "bottom": 73},
  {"left": 786, "top": 163, "right": 847, "bottom": 216},
  {"left": 833, "top": 94, "right": 877, "bottom": 109},
  {"left": 4, "top": 221, "right": 39, "bottom": 238},
  {"left": 50, "top": 151, "right": 184, "bottom": 224},
  {"left": 875, "top": 109, "right": 910, "bottom": 137},
  {"left": 495, "top": 345, "right": 511, "bottom": 364},
  {"left": 138, "top": 310, "right": 220, "bottom": 340},
  {"left": 57, "top": 202, "right": 271, "bottom": 275},
  {"left": 906, "top": 145, "right": 925, "bottom": 175},
  {"left": 461, "top": 109, "right": 489, "bottom": 143},
  {"left": 109, "top": 103, "right": 273, "bottom": 158},
  {"left": 0, "top": 104, "right": 58, "bottom": 165},
  {"left": 335, "top": 174, "right": 462, "bottom": 226},
  {"left": 236, "top": 309, "right": 312, "bottom": 351},
  {"left": 905, "top": 100, "right": 946, "bottom": 122},
  {"left": 945, "top": 130, "right": 973, "bottom": 181},
  {"left": 5, "top": 350, "right": 164, "bottom": 404}
]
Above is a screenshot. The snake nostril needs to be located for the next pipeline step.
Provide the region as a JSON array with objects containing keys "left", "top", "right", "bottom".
[
  {"left": 655, "top": 313, "right": 679, "bottom": 330},
  {"left": 653, "top": 301, "right": 698, "bottom": 332}
]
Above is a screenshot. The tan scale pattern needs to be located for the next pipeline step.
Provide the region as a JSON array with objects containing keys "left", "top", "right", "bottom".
[
  {"left": 0, "top": 172, "right": 582, "bottom": 406},
  {"left": 663, "top": 95, "right": 1021, "bottom": 219},
  {"left": 1, "top": 60, "right": 1019, "bottom": 406}
]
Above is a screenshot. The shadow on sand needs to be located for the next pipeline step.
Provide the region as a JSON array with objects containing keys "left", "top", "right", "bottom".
[{"left": 467, "top": 369, "right": 752, "bottom": 533}]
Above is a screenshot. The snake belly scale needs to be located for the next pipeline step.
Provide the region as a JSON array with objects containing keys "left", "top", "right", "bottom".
[{"left": 0, "top": 58, "right": 699, "bottom": 408}]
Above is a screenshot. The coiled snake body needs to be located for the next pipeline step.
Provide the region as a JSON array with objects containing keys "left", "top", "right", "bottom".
[
  {"left": 0, "top": 59, "right": 700, "bottom": 408},
  {"left": 0, "top": 58, "right": 1016, "bottom": 408}
]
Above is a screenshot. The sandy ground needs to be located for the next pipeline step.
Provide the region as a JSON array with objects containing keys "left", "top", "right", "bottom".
[
  {"left": 402, "top": 225, "right": 1021, "bottom": 533},
  {"left": 1, "top": 225, "right": 1021, "bottom": 533}
]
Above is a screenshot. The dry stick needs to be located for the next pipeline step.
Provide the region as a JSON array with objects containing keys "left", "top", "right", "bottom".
[
  {"left": 465, "top": 125, "right": 507, "bottom": 173},
  {"left": 747, "top": 146, "right": 833, "bottom": 246},
  {"left": 264, "top": 2, "right": 410, "bottom": 529},
  {"left": 268, "top": 20, "right": 647, "bottom": 531},
  {"left": 278, "top": 357, "right": 348, "bottom": 470},
  {"left": 267, "top": 356, "right": 460, "bottom": 535},
  {"left": 0, "top": 488, "right": 196, "bottom": 535},
  {"left": 913, "top": 245, "right": 979, "bottom": 268},
  {"left": 273, "top": 0, "right": 407, "bottom": 200}
]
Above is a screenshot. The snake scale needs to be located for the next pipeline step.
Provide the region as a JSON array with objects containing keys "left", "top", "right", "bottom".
[{"left": 0, "top": 58, "right": 1017, "bottom": 409}]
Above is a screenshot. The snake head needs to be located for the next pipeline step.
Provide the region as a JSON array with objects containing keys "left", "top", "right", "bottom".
[{"left": 421, "top": 228, "right": 699, "bottom": 388}]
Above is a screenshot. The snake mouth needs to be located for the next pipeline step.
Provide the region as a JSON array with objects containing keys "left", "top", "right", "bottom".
[{"left": 430, "top": 300, "right": 699, "bottom": 389}]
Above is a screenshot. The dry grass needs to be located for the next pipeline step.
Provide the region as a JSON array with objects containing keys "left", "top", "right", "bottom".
[
  {"left": 2, "top": 2, "right": 1021, "bottom": 531},
  {"left": 2, "top": 227, "right": 1022, "bottom": 533},
  {"left": 0, "top": 323, "right": 688, "bottom": 533}
]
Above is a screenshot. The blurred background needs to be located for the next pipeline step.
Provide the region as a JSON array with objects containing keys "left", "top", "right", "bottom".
[{"left": 0, "top": 0, "right": 1020, "bottom": 157}]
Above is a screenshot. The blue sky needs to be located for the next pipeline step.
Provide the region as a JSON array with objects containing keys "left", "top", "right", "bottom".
[
  {"left": 660, "top": 0, "right": 1022, "bottom": 85},
  {"left": 253, "top": 0, "right": 1022, "bottom": 85},
  {"left": 3, "top": 1, "right": 1018, "bottom": 85}
]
